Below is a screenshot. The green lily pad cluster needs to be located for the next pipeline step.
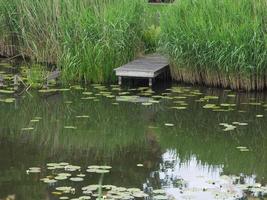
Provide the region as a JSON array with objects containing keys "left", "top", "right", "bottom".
[
  {"left": 26, "top": 161, "right": 155, "bottom": 200},
  {"left": 220, "top": 121, "right": 249, "bottom": 132},
  {"left": 82, "top": 185, "right": 149, "bottom": 200},
  {"left": 38, "top": 163, "right": 83, "bottom": 184},
  {"left": 23, "top": 83, "right": 267, "bottom": 121}
]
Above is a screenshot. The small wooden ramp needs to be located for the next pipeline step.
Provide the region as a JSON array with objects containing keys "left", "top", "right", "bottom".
[{"left": 114, "top": 54, "right": 169, "bottom": 86}]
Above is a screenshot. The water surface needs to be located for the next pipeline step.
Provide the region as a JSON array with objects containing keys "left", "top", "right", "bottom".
[{"left": 0, "top": 62, "right": 267, "bottom": 200}]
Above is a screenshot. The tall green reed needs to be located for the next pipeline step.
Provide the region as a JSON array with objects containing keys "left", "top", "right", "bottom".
[
  {"left": 160, "top": 0, "right": 267, "bottom": 90},
  {"left": 0, "top": 0, "right": 146, "bottom": 83},
  {"left": 60, "top": 0, "right": 146, "bottom": 83}
]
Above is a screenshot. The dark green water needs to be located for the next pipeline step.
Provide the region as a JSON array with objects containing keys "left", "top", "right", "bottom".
[{"left": 0, "top": 66, "right": 267, "bottom": 199}]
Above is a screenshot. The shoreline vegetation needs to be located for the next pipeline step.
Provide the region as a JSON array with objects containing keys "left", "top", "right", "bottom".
[
  {"left": 0, "top": 0, "right": 147, "bottom": 83},
  {"left": 1, "top": 0, "right": 267, "bottom": 91},
  {"left": 160, "top": 0, "right": 267, "bottom": 91}
]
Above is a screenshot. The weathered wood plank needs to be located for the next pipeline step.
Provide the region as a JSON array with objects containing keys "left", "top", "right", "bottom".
[
  {"left": 114, "top": 54, "right": 169, "bottom": 86},
  {"left": 114, "top": 54, "right": 169, "bottom": 78},
  {"left": 116, "top": 71, "right": 155, "bottom": 78}
]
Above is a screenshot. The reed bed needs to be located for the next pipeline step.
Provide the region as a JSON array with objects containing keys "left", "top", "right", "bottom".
[
  {"left": 0, "top": 2, "right": 15, "bottom": 57},
  {"left": 3, "top": 0, "right": 267, "bottom": 90},
  {"left": 160, "top": 0, "right": 267, "bottom": 91},
  {"left": 0, "top": 0, "right": 147, "bottom": 83}
]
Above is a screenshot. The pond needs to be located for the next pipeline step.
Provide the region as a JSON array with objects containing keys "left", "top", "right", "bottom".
[{"left": 0, "top": 61, "right": 267, "bottom": 200}]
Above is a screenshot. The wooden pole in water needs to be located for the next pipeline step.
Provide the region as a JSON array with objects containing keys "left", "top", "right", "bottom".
[
  {"left": 149, "top": 78, "right": 153, "bottom": 87},
  {"left": 118, "top": 76, "right": 122, "bottom": 85},
  {"left": 14, "top": 75, "right": 19, "bottom": 90},
  {"left": 14, "top": 75, "right": 19, "bottom": 85},
  {"left": 45, "top": 78, "right": 49, "bottom": 89},
  {"left": 0, "top": 75, "right": 3, "bottom": 87}
]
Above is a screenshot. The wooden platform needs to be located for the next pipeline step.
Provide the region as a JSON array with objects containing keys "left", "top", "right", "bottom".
[{"left": 114, "top": 54, "right": 169, "bottom": 86}]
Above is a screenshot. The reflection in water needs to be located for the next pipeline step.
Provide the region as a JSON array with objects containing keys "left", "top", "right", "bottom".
[
  {"left": 0, "top": 80, "right": 266, "bottom": 199},
  {"left": 151, "top": 151, "right": 244, "bottom": 200},
  {"left": 144, "top": 149, "right": 266, "bottom": 199}
]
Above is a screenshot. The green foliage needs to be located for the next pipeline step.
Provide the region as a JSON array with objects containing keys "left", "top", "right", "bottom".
[
  {"left": 21, "top": 64, "right": 47, "bottom": 88},
  {"left": 4, "top": 0, "right": 267, "bottom": 90},
  {"left": 0, "top": 0, "right": 146, "bottom": 83},
  {"left": 59, "top": 0, "right": 146, "bottom": 83},
  {"left": 143, "top": 25, "right": 161, "bottom": 53},
  {"left": 160, "top": 0, "right": 267, "bottom": 90},
  {"left": 145, "top": 3, "right": 169, "bottom": 26}
]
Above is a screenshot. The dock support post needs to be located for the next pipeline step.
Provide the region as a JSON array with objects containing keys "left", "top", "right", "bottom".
[
  {"left": 14, "top": 75, "right": 19, "bottom": 90},
  {"left": 0, "top": 75, "right": 3, "bottom": 87},
  {"left": 45, "top": 79, "right": 49, "bottom": 89},
  {"left": 118, "top": 76, "right": 122, "bottom": 85},
  {"left": 149, "top": 78, "right": 153, "bottom": 87}
]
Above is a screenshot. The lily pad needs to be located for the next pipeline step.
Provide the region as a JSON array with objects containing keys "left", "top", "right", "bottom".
[
  {"left": 165, "top": 123, "right": 174, "bottom": 127},
  {"left": 153, "top": 189, "right": 165, "bottom": 194},
  {"left": 153, "top": 195, "right": 168, "bottom": 200},
  {"left": 64, "top": 126, "right": 77, "bottom": 129},
  {"left": 70, "top": 177, "right": 84, "bottom": 182},
  {"left": 141, "top": 102, "right": 153, "bottom": 106},
  {"left": 59, "top": 197, "right": 70, "bottom": 200},
  {"left": 21, "top": 127, "right": 34, "bottom": 131},
  {"left": 30, "top": 119, "right": 40, "bottom": 123},
  {"left": 55, "top": 176, "right": 68, "bottom": 180},
  {"left": 0, "top": 89, "right": 14, "bottom": 94},
  {"left": 76, "top": 115, "right": 89, "bottom": 118},
  {"left": 77, "top": 174, "right": 86, "bottom": 177},
  {"left": 27, "top": 167, "right": 41, "bottom": 173},
  {"left": 78, "top": 196, "right": 91, "bottom": 200},
  {"left": 56, "top": 187, "right": 72, "bottom": 192},
  {"left": 43, "top": 179, "right": 57, "bottom": 184},
  {"left": 65, "top": 165, "right": 81, "bottom": 172}
]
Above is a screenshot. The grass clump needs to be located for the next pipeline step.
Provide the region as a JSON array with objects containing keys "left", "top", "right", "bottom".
[
  {"left": 60, "top": 0, "right": 146, "bottom": 83},
  {"left": 160, "top": 0, "right": 267, "bottom": 91},
  {"left": 143, "top": 25, "right": 161, "bottom": 53}
]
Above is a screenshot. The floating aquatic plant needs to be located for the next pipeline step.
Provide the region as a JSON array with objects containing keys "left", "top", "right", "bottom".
[
  {"left": 164, "top": 123, "right": 174, "bottom": 127},
  {"left": 0, "top": 89, "right": 14, "bottom": 94},
  {"left": 219, "top": 123, "right": 236, "bottom": 132}
]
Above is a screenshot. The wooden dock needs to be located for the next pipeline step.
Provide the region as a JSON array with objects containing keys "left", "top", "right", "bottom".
[{"left": 114, "top": 54, "right": 169, "bottom": 86}]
